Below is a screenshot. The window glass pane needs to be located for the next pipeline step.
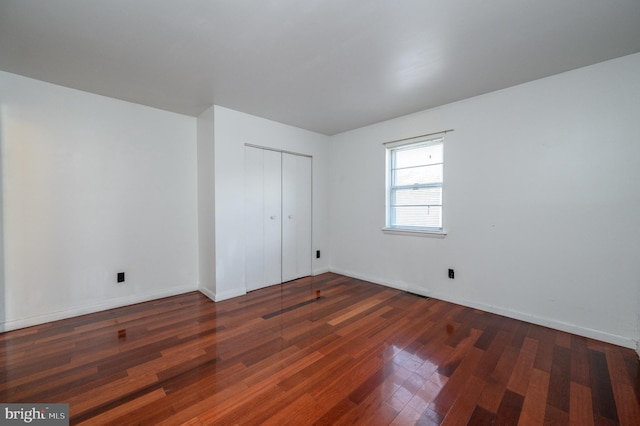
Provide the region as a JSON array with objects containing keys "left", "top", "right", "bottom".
[
  {"left": 394, "top": 142, "right": 443, "bottom": 168},
  {"left": 392, "top": 187, "right": 441, "bottom": 206},
  {"left": 387, "top": 137, "right": 444, "bottom": 231},
  {"left": 391, "top": 206, "right": 442, "bottom": 228},
  {"left": 393, "top": 164, "right": 442, "bottom": 186}
]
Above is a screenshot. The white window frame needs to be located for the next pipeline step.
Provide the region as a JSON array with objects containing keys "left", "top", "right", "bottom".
[{"left": 383, "top": 135, "right": 447, "bottom": 237}]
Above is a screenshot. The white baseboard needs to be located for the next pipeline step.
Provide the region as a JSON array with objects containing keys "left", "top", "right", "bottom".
[
  {"left": 0, "top": 285, "right": 197, "bottom": 333},
  {"left": 312, "top": 267, "right": 330, "bottom": 276},
  {"left": 198, "top": 286, "right": 216, "bottom": 302},
  {"left": 329, "top": 267, "right": 638, "bottom": 350},
  {"left": 210, "top": 287, "right": 246, "bottom": 302},
  {"left": 198, "top": 285, "right": 247, "bottom": 302},
  {"left": 199, "top": 272, "right": 334, "bottom": 303}
]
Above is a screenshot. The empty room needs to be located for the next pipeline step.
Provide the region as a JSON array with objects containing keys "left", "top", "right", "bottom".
[{"left": 1, "top": 1, "right": 639, "bottom": 425}]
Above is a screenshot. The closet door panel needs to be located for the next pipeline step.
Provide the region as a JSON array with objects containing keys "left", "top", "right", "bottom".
[
  {"left": 282, "top": 153, "right": 312, "bottom": 282},
  {"left": 244, "top": 146, "right": 265, "bottom": 291},
  {"left": 281, "top": 154, "right": 296, "bottom": 282},
  {"left": 262, "top": 149, "right": 282, "bottom": 286},
  {"left": 295, "top": 155, "right": 312, "bottom": 278}
]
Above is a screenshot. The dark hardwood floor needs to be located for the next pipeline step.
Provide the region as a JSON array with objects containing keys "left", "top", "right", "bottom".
[{"left": 1, "top": 273, "right": 638, "bottom": 425}]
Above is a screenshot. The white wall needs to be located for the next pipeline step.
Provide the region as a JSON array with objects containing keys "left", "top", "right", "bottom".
[
  {"left": 213, "top": 106, "right": 330, "bottom": 300},
  {"left": 329, "top": 53, "right": 640, "bottom": 349},
  {"left": 0, "top": 71, "right": 199, "bottom": 331}
]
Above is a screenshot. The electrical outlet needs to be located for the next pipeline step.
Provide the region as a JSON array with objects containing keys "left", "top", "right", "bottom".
[
  {"left": 117, "top": 272, "right": 125, "bottom": 283},
  {"left": 448, "top": 269, "right": 455, "bottom": 279},
  {"left": 316, "top": 250, "right": 321, "bottom": 259}
]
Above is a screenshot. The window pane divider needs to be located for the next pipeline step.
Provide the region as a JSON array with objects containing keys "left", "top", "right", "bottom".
[
  {"left": 391, "top": 183, "right": 442, "bottom": 190},
  {"left": 390, "top": 204, "right": 442, "bottom": 208},
  {"left": 392, "top": 162, "right": 443, "bottom": 171}
]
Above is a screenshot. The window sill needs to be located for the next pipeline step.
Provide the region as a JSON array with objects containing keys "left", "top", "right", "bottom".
[{"left": 381, "top": 228, "right": 447, "bottom": 238}]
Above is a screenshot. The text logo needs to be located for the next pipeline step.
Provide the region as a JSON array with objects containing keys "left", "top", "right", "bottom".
[{"left": 1, "top": 404, "right": 68, "bottom": 425}]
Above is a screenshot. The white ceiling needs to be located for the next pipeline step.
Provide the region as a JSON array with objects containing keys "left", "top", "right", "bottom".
[{"left": 1, "top": 0, "right": 639, "bottom": 135}]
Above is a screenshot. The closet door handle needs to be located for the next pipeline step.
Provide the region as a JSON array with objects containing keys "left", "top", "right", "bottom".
[
  {"left": 288, "top": 215, "right": 293, "bottom": 219},
  {"left": 270, "top": 215, "right": 276, "bottom": 220}
]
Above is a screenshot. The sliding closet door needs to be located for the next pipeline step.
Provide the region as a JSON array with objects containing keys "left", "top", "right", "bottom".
[
  {"left": 245, "top": 146, "right": 311, "bottom": 291},
  {"left": 262, "top": 150, "right": 283, "bottom": 286},
  {"left": 282, "top": 153, "right": 312, "bottom": 282},
  {"left": 245, "top": 146, "right": 282, "bottom": 291}
]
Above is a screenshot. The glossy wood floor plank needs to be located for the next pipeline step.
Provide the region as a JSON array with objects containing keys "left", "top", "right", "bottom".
[{"left": 1, "top": 273, "right": 639, "bottom": 425}]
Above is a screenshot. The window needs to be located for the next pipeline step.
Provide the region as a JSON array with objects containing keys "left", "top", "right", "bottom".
[{"left": 385, "top": 136, "right": 444, "bottom": 233}]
